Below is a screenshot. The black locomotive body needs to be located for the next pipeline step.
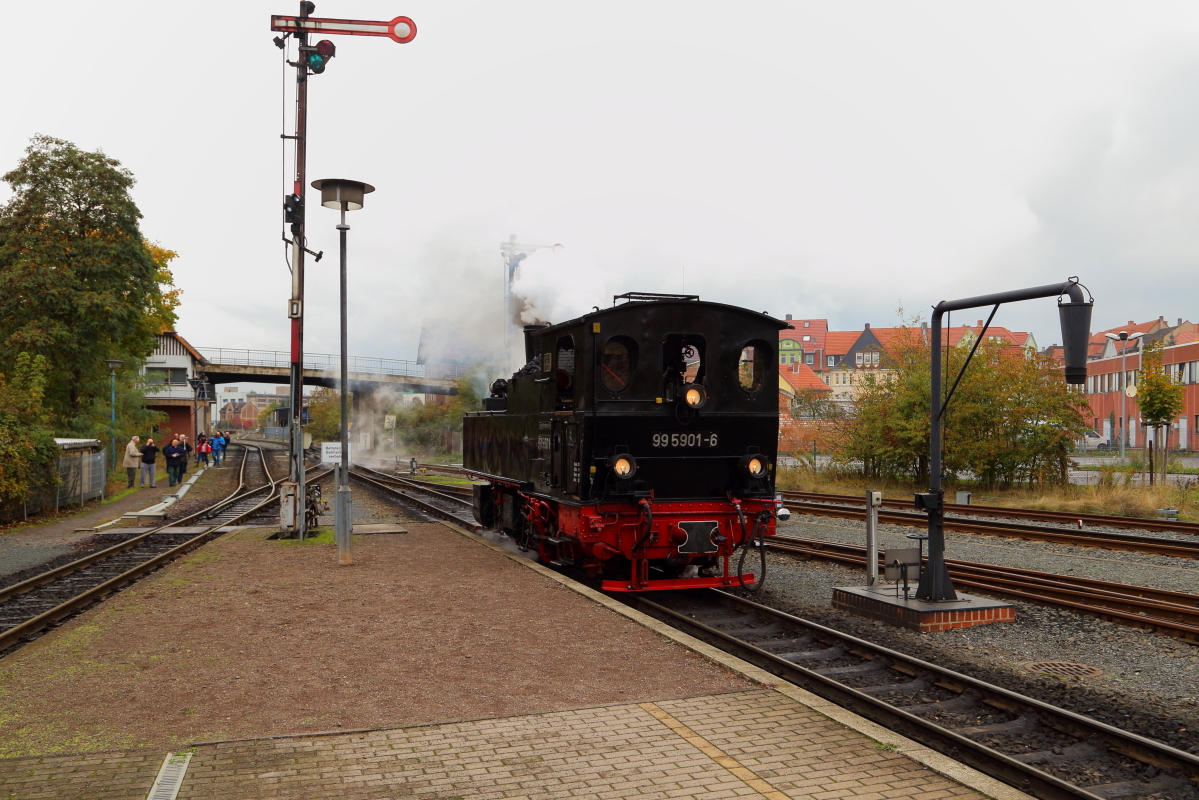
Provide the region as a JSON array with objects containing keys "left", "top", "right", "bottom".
[{"left": 464, "top": 292, "right": 789, "bottom": 590}]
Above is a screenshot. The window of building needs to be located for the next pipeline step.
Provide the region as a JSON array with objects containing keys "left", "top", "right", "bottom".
[
  {"left": 802, "top": 335, "right": 811, "bottom": 342},
  {"left": 805, "top": 353, "right": 814, "bottom": 365},
  {"left": 855, "top": 352, "right": 863, "bottom": 366},
  {"left": 803, "top": 321, "right": 810, "bottom": 328},
  {"left": 871, "top": 352, "right": 879, "bottom": 366},
  {"left": 826, "top": 355, "right": 835, "bottom": 367}
]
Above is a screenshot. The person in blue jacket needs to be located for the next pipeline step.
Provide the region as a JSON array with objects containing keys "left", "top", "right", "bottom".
[{"left": 211, "top": 432, "right": 225, "bottom": 467}]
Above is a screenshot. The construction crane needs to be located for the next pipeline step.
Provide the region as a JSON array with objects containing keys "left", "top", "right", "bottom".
[{"left": 500, "top": 234, "right": 562, "bottom": 357}]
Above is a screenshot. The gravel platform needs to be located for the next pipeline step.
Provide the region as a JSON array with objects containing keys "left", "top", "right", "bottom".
[
  {"left": 780, "top": 513, "right": 1199, "bottom": 597},
  {"left": 757, "top": 519, "right": 1199, "bottom": 756}
]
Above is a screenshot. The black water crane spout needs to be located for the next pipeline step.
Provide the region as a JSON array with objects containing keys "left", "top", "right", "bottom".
[{"left": 1058, "top": 285, "right": 1094, "bottom": 385}]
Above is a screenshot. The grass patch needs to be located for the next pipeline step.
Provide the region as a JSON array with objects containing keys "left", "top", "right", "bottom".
[
  {"left": 275, "top": 528, "right": 336, "bottom": 546},
  {"left": 777, "top": 464, "right": 1199, "bottom": 521}
]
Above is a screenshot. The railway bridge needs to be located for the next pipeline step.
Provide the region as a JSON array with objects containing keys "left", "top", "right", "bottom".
[{"left": 196, "top": 348, "right": 462, "bottom": 395}]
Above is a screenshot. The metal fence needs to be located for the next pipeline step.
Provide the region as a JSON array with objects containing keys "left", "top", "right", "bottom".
[
  {"left": 55, "top": 449, "right": 107, "bottom": 508},
  {"left": 197, "top": 348, "right": 468, "bottom": 380},
  {"left": 0, "top": 449, "right": 107, "bottom": 523}
]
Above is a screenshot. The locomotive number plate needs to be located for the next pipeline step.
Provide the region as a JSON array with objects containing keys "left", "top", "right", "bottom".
[{"left": 651, "top": 432, "right": 718, "bottom": 448}]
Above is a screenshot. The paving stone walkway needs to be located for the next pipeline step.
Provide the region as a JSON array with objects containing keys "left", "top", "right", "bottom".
[{"left": 0, "top": 690, "right": 987, "bottom": 800}]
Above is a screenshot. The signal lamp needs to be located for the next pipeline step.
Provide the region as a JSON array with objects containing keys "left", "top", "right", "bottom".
[
  {"left": 683, "top": 383, "right": 707, "bottom": 408},
  {"left": 740, "top": 454, "right": 768, "bottom": 478},
  {"left": 307, "top": 39, "right": 336, "bottom": 73},
  {"left": 608, "top": 453, "right": 637, "bottom": 479}
]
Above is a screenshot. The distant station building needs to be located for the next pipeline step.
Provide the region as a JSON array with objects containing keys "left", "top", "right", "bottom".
[{"left": 142, "top": 331, "right": 214, "bottom": 442}]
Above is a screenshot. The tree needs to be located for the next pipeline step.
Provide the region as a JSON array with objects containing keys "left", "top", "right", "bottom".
[
  {"left": 257, "top": 401, "right": 281, "bottom": 429},
  {"left": 392, "top": 372, "right": 483, "bottom": 454},
  {"left": 305, "top": 387, "right": 345, "bottom": 443},
  {"left": 1137, "top": 338, "right": 1184, "bottom": 426},
  {"left": 815, "top": 326, "right": 1089, "bottom": 488},
  {"left": 0, "top": 135, "right": 179, "bottom": 432},
  {"left": 0, "top": 354, "right": 60, "bottom": 506},
  {"left": 1137, "top": 338, "right": 1184, "bottom": 471}
]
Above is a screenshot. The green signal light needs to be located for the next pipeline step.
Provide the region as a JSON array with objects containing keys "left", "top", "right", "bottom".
[{"left": 307, "top": 40, "right": 336, "bottom": 74}]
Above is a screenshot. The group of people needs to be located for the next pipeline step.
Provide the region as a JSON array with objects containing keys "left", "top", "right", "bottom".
[{"left": 121, "top": 431, "right": 235, "bottom": 489}]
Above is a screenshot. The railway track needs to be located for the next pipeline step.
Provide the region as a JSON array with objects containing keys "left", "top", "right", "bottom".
[
  {"left": 626, "top": 590, "right": 1199, "bottom": 800},
  {"left": 769, "top": 535, "right": 1199, "bottom": 643},
  {"left": 0, "top": 444, "right": 286, "bottom": 657},
  {"left": 347, "top": 465, "right": 479, "bottom": 528},
  {"left": 782, "top": 496, "right": 1199, "bottom": 559},
  {"left": 783, "top": 490, "right": 1199, "bottom": 536}
]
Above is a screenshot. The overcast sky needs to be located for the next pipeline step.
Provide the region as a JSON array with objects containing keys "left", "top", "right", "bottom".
[{"left": 3, "top": 1, "right": 1198, "bottom": 372}]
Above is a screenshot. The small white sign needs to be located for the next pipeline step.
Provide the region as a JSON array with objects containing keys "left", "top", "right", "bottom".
[
  {"left": 384, "top": 414, "right": 396, "bottom": 430},
  {"left": 321, "top": 441, "right": 352, "bottom": 464}
]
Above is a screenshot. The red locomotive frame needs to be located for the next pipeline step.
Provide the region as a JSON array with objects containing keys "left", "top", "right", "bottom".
[{"left": 475, "top": 476, "right": 778, "bottom": 591}]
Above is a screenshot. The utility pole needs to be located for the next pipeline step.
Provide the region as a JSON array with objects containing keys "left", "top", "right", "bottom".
[{"left": 271, "top": 4, "right": 416, "bottom": 538}]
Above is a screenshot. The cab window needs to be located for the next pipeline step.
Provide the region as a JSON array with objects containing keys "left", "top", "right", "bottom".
[
  {"left": 662, "top": 334, "right": 706, "bottom": 388},
  {"left": 599, "top": 336, "right": 637, "bottom": 393},
  {"left": 738, "top": 341, "right": 770, "bottom": 393}
]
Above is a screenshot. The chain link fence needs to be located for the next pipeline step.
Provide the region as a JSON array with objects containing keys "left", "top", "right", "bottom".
[{"left": 0, "top": 449, "right": 107, "bottom": 524}]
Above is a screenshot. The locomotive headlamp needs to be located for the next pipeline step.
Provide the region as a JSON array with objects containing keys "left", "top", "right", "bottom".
[
  {"left": 683, "top": 384, "right": 707, "bottom": 409},
  {"left": 740, "top": 454, "right": 768, "bottom": 478},
  {"left": 608, "top": 453, "right": 637, "bottom": 479}
]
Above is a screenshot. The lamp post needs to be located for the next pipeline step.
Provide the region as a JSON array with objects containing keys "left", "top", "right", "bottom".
[
  {"left": 105, "top": 360, "right": 123, "bottom": 472},
  {"left": 1103, "top": 331, "right": 1143, "bottom": 459},
  {"left": 311, "top": 178, "right": 374, "bottom": 566}
]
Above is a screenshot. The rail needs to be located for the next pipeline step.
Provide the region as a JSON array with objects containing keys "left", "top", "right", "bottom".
[
  {"left": 197, "top": 348, "right": 468, "bottom": 380},
  {"left": 629, "top": 591, "right": 1199, "bottom": 800}
]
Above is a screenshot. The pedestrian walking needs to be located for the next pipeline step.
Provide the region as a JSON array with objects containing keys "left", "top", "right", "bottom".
[
  {"left": 163, "top": 438, "right": 184, "bottom": 487},
  {"left": 211, "top": 432, "right": 225, "bottom": 466},
  {"left": 196, "top": 435, "right": 211, "bottom": 467},
  {"left": 122, "top": 435, "right": 141, "bottom": 488},
  {"left": 139, "top": 439, "right": 160, "bottom": 488},
  {"left": 179, "top": 435, "right": 193, "bottom": 476}
]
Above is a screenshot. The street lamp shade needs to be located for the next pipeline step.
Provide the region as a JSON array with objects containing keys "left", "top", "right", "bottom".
[
  {"left": 1104, "top": 332, "right": 1123, "bottom": 341},
  {"left": 105, "top": 359, "right": 123, "bottom": 370},
  {"left": 1128, "top": 331, "right": 1144, "bottom": 340},
  {"left": 311, "top": 179, "right": 375, "bottom": 211}
]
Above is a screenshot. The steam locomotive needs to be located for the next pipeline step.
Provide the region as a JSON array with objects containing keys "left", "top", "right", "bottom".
[{"left": 464, "top": 292, "right": 789, "bottom": 591}]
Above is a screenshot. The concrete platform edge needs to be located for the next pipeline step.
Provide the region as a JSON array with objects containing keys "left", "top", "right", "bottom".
[{"left": 443, "top": 521, "right": 1033, "bottom": 800}]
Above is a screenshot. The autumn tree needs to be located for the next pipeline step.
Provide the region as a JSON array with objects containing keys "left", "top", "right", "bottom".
[
  {"left": 0, "top": 354, "right": 60, "bottom": 506},
  {"left": 391, "top": 373, "right": 483, "bottom": 454},
  {"left": 1137, "top": 338, "right": 1184, "bottom": 428},
  {"left": 0, "top": 135, "right": 179, "bottom": 434},
  {"left": 816, "top": 327, "right": 1089, "bottom": 488},
  {"left": 1137, "top": 338, "right": 1184, "bottom": 472}
]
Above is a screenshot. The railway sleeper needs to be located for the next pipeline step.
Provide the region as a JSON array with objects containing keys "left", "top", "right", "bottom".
[
  {"left": 1083, "top": 772, "right": 1193, "bottom": 799},
  {"left": 814, "top": 656, "right": 893, "bottom": 677},
  {"left": 715, "top": 622, "right": 787, "bottom": 639},
  {"left": 954, "top": 712, "right": 1040, "bottom": 738},
  {"left": 895, "top": 688, "right": 981, "bottom": 713},
  {"left": 776, "top": 644, "right": 847, "bottom": 662},
  {"left": 855, "top": 675, "right": 934, "bottom": 696}
]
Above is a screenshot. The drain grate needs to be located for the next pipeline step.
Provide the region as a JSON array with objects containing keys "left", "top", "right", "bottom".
[
  {"left": 1021, "top": 660, "right": 1103, "bottom": 678},
  {"left": 147, "top": 751, "right": 192, "bottom": 800}
]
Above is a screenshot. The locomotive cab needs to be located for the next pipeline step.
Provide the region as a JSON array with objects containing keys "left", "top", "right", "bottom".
[{"left": 464, "top": 292, "right": 790, "bottom": 591}]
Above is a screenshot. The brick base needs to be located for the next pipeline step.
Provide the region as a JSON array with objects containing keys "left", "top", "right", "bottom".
[{"left": 832, "top": 586, "right": 1014, "bottom": 632}]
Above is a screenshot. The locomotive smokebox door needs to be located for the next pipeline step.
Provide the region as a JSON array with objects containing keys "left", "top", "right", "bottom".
[{"left": 678, "top": 521, "right": 720, "bottom": 554}]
